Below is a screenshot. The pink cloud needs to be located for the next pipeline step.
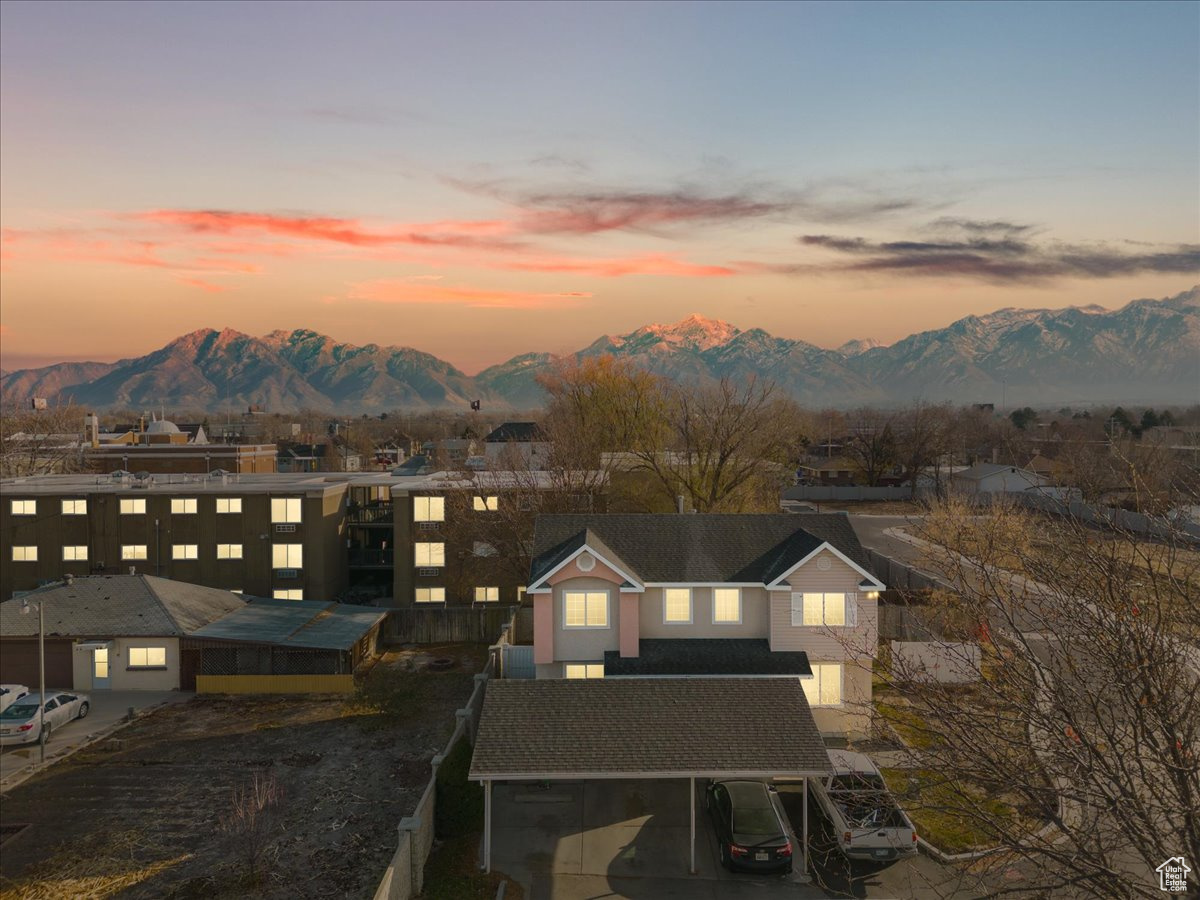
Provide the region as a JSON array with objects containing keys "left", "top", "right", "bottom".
[
  {"left": 177, "top": 276, "right": 232, "bottom": 293},
  {"left": 338, "top": 279, "right": 592, "bottom": 309},
  {"left": 497, "top": 252, "right": 736, "bottom": 278}
]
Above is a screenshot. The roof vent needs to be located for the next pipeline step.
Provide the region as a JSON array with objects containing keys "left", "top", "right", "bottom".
[{"left": 577, "top": 552, "right": 596, "bottom": 572}]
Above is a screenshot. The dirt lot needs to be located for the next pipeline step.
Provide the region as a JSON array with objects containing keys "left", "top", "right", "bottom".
[{"left": 0, "top": 644, "right": 488, "bottom": 900}]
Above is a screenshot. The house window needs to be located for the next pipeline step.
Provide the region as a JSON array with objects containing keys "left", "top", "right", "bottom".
[
  {"left": 564, "top": 663, "right": 604, "bottom": 679},
  {"left": 791, "top": 592, "right": 853, "bottom": 627},
  {"left": 12, "top": 546, "right": 37, "bottom": 561},
  {"left": 120, "top": 498, "right": 146, "bottom": 515},
  {"left": 564, "top": 591, "right": 608, "bottom": 628},
  {"left": 61, "top": 499, "right": 87, "bottom": 515},
  {"left": 413, "top": 496, "right": 445, "bottom": 522},
  {"left": 216, "top": 497, "right": 242, "bottom": 514},
  {"left": 415, "top": 586, "right": 446, "bottom": 603},
  {"left": 172, "top": 544, "right": 199, "bottom": 560},
  {"left": 475, "top": 586, "right": 499, "bottom": 603},
  {"left": 217, "top": 543, "right": 243, "bottom": 560},
  {"left": 171, "top": 498, "right": 198, "bottom": 515},
  {"left": 273, "top": 589, "right": 304, "bottom": 600},
  {"left": 663, "top": 588, "right": 692, "bottom": 624},
  {"left": 802, "top": 663, "right": 844, "bottom": 707},
  {"left": 128, "top": 647, "right": 167, "bottom": 668},
  {"left": 271, "top": 497, "right": 302, "bottom": 523},
  {"left": 473, "top": 495, "right": 499, "bottom": 512},
  {"left": 472, "top": 541, "right": 497, "bottom": 557},
  {"left": 10, "top": 499, "right": 36, "bottom": 515},
  {"left": 713, "top": 588, "right": 742, "bottom": 624},
  {"left": 415, "top": 542, "right": 445, "bottom": 567},
  {"left": 121, "top": 544, "right": 148, "bottom": 560},
  {"left": 272, "top": 544, "right": 303, "bottom": 568},
  {"left": 62, "top": 545, "right": 88, "bottom": 561}
]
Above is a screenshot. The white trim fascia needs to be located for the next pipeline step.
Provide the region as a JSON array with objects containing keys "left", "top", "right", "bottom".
[
  {"left": 606, "top": 673, "right": 814, "bottom": 680},
  {"left": 644, "top": 582, "right": 762, "bottom": 588},
  {"left": 474, "top": 767, "right": 833, "bottom": 782},
  {"left": 529, "top": 542, "right": 643, "bottom": 592},
  {"left": 765, "top": 542, "right": 885, "bottom": 591}
]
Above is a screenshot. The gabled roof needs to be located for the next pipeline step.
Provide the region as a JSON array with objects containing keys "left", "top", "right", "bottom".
[
  {"left": 604, "top": 639, "right": 811, "bottom": 677},
  {"left": 0, "top": 576, "right": 246, "bottom": 638},
  {"left": 953, "top": 463, "right": 1044, "bottom": 482},
  {"left": 190, "top": 598, "right": 388, "bottom": 651},
  {"left": 470, "top": 677, "right": 831, "bottom": 780},
  {"left": 530, "top": 514, "right": 872, "bottom": 585},
  {"left": 485, "top": 422, "right": 547, "bottom": 443}
]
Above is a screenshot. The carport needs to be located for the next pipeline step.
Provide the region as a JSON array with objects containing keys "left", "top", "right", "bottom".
[{"left": 470, "top": 677, "right": 831, "bottom": 876}]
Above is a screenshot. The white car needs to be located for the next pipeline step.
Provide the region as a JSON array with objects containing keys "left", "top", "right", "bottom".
[
  {"left": 0, "top": 684, "right": 30, "bottom": 714},
  {"left": 809, "top": 750, "right": 918, "bottom": 861},
  {"left": 0, "top": 690, "right": 90, "bottom": 746}
]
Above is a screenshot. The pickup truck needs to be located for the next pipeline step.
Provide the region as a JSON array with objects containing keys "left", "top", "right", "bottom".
[{"left": 810, "top": 750, "right": 918, "bottom": 861}]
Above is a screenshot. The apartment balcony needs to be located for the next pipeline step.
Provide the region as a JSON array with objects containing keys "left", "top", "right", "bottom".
[
  {"left": 348, "top": 548, "right": 395, "bottom": 568},
  {"left": 347, "top": 503, "right": 394, "bottom": 527}
]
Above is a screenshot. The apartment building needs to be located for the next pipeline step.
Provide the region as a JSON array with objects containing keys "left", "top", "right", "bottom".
[{"left": 1, "top": 472, "right": 349, "bottom": 602}]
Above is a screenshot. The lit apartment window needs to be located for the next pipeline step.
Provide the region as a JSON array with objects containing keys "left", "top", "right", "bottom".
[
  {"left": 216, "top": 497, "right": 242, "bottom": 514},
  {"left": 712, "top": 588, "right": 742, "bottom": 624},
  {"left": 414, "top": 543, "right": 444, "bottom": 567},
  {"left": 128, "top": 647, "right": 167, "bottom": 668},
  {"left": 271, "top": 497, "right": 302, "bottom": 523},
  {"left": 802, "top": 663, "right": 843, "bottom": 707},
  {"left": 474, "top": 586, "right": 499, "bottom": 603},
  {"left": 12, "top": 546, "right": 37, "bottom": 562},
  {"left": 663, "top": 588, "right": 692, "bottom": 624},
  {"left": 564, "top": 663, "right": 604, "bottom": 679},
  {"left": 413, "top": 496, "right": 445, "bottom": 522},
  {"left": 62, "top": 545, "right": 88, "bottom": 561},
  {"left": 122, "top": 545, "right": 149, "bottom": 560},
  {"left": 563, "top": 591, "right": 608, "bottom": 628},
  {"left": 217, "top": 543, "right": 244, "bottom": 560},
  {"left": 171, "top": 498, "right": 198, "bottom": 515},
  {"left": 120, "top": 498, "right": 146, "bottom": 515},
  {"left": 10, "top": 499, "right": 36, "bottom": 515},
  {"left": 791, "top": 592, "right": 851, "bottom": 627},
  {"left": 172, "top": 544, "right": 199, "bottom": 560},
  {"left": 415, "top": 587, "right": 446, "bottom": 603},
  {"left": 273, "top": 589, "right": 304, "bottom": 600},
  {"left": 272, "top": 544, "right": 303, "bottom": 568},
  {"left": 61, "top": 499, "right": 87, "bottom": 515},
  {"left": 473, "top": 495, "right": 499, "bottom": 512}
]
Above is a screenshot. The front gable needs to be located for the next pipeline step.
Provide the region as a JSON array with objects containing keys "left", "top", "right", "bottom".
[
  {"left": 765, "top": 542, "right": 884, "bottom": 592},
  {"left": 528, "top": 543, "right": 643, "bottom": 594}
]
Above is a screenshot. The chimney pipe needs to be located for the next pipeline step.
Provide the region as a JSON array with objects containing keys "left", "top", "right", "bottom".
[
  {"left": 677, "top": 495, "right": 686, "bottom": 514},
  {"left": 129, "top": 566, "right": 136, "bottom": 576}
]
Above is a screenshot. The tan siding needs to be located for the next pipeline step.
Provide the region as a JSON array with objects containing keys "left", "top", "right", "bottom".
[
  {"left": 809, "top": 658, "right": 873, "bottom": 739},
  {"left": 639, "top": 586, "right": 769, "bottom": 638},
  {"left": 769, "top": 549, "right": 878, "bottom": 658}
]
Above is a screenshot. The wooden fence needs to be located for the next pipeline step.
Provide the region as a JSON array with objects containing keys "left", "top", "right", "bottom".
[{"left": 383, "top": 605, "right": 518, "bottom": 645}]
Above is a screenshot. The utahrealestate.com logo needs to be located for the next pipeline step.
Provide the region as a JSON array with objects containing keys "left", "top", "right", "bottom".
[{"left": 1157, "top": 857, "right": 1191, "bottom": 894}]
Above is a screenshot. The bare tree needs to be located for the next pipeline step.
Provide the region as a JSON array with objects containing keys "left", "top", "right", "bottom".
[
  {"left": 843, "top": 408, "right": 898, "bottom": 486},
  {"left": 0, "top": 402, "right": 95, "bottom": 476},
  {"left": 871, "top": 496, "right": 1199, "bottom": 898},
  {"left": 220, "top": 770, "right": 283, "bottom": 886},
  {"left": 895, "top": 401, "right": 954, "bottom": 497}
]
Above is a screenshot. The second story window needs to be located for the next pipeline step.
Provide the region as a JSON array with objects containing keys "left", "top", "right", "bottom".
[
  {"left": 473, "top": 495, "right": 498, "bottom": 512},
  {"left": 663, "top": 588, "right": 692, "bottom": 624},
  {"left": 271, "top": 497, "right": 302, "bottom": 524},
  {"left": 563, "top": 591, "right": 608, "bottom": 628},
  {"left": 217, "top": 543, "right": 244, "bottom": 560},
  {"left": 171, "top": 498, "right": 197, "bottom": 515},
  {"left": 216, "top": 497, "right": 242, "bottom": 514},
  {"left": 172, "top": 544, "right": 199, "bottom": 560},
  {"left": 791, "top": 592, "right": 853, "bottom": 627},
  {"left": 121, "top": 545, "right": 148, "bottom": 560},
  {"left": 474, "top": 586, "right": 499, "bottom": 603},
  {"left": 413, "top": 496, "right": 445, "bottom": 522},
  {"left": 62, "top": 545, "right": 88, "bottom": 561},
  {"left": 415, "top": 586, "right": 446, "bottom": 603},
  {"left": 61, "top": 499, "right": 87, "bottom": 515},
  {"left": 415, "top": 542, "right": 444, "bottom": 567},
  {"left": 120, "top": 498, "right": 146, "bottom": 515},
  {"left": 10, "top": 499, "right": 36, "bottom": 515},
  {"left": 272, "top": 544, "right": 303, "bottom": 568},
  {"left": 12, "top": 546, "right": 38, "bottom": 561}
]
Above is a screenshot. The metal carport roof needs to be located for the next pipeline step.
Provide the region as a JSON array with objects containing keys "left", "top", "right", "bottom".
[{"left": 189, "top": 598, "right": 387, "bottom": 651}]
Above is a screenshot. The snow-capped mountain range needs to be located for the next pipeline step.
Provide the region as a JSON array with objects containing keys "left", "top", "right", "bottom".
[{"left": 3, "top": 288, "right": 1196, "bottom": 412}]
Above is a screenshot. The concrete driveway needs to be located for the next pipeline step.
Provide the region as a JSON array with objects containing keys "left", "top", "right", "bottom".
[
  {"left": 491, "top": 778, "right": 825, "bottom": 900},
  {"left": 0, "top": 690, "right": 190, "bottom": 788}
]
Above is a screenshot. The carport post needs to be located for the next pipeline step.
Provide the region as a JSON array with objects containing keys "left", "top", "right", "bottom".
[
  {"left": 483, "top": 779, "right": 492, "bottom": 873},
  {"left": 689, "top": 776, "right": 696, "bottom": 874},
  {"left": 802, "top": 776, "right": 809, "bottom": 875}
]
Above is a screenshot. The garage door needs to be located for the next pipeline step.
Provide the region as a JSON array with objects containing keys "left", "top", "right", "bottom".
[{"left": 0, "top": 640, "right": 74, "bottom": 689}]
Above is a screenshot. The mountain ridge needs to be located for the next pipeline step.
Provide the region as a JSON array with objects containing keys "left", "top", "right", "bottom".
[{"left": 3, "top": 287, "right": 1196, "bottom": 412}]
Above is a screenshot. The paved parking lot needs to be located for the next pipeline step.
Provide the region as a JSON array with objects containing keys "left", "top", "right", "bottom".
[
  {"left": 491, "top": 778, "right": 825, "bottom": 899},
  {"left": 0, "top": 690, "right": 188, "bottom": 788}
]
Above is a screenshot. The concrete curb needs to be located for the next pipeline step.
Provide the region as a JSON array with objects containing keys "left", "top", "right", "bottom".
[{"left": 0, "top": 698, "right": 177, "bottom": 794}]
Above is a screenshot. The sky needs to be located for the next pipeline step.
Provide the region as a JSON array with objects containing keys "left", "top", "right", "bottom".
[{"left": 1, "top": 0, "right": 1197, "bottom": 374}]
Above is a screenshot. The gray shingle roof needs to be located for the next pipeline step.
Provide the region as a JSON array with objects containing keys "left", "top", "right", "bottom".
[
  {"left": 0, "top": 575, "right": 245, "bottom": 638},
  {"left": 485, "top": 422, "right": 546, "bottom": 442},
  {"left": 190, "top": 598, "right": 388, "bottom": 651},
  {"left": 470, "top": 677, "right": 830, "bottom": 779},
  {"left": 604, "top": 640, "right": 811, "bottom": 677},
  {"left": 531, "top": 514, "right": 869, "bottom": 585}
]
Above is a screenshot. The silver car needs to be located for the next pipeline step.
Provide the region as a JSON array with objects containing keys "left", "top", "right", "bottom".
[
  {"left": 0, "top": 684, "right": 31, "bottom": 714},
  {"left": 0, "top": 690, "right": 90, "bottom": 746}
]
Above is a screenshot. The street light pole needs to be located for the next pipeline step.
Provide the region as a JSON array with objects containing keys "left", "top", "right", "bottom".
[{"left": 20, "top": 598, "right": 46, "bottom": 764}]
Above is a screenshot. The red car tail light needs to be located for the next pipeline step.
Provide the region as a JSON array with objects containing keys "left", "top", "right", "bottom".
[
  {"left": 730, "top": 844, "right": 749, "bottom": 856},
  {"left": 778, "top": 841, "right": 793, "bottom": 857},
  {"left": 17, "top": 723, "right": 33, "bottom": 731},
  {"left": 913, "top": 832, "right": 919, "bottom": 843}
]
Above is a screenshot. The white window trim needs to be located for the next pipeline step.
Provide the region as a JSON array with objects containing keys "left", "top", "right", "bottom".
[
  {"left": 216, "top": 497, "right": 242, "bottom": 514},
  {"left": 270, "top": 497, "right": 303, "bottom": 524},
  {"left": 120, "top": 498, "right": 146, "bottom": 515},
  {"left": 12, "top": 546, "right": 38, "bottom": 561},
  {"left": 414, "top": 542, "right": 445, "bottom": 567},
  {"left": 790, "top": 592, "right": 855, "bottom": 627},
  {"left": 803, "top": 662, "right": 845, "bottom": 708},
  {"left": 171, "top": 498, "right": 198, "bottom": 515},
  {"left": 272, "top": 544, "right": 303, "bottom": 568},
  {"left": 62, "top": 545, "right": 88, "bottom": 561},
  {"left": 474, "top": 586, "right": 499, "bottom": 603},
  {"left": 127, "top": 646, "right": 167, "bottom": 668},
  {"left": 61, "top": 499, "right": 87, "bottom": 515},
  {"left": 172, "top": 544, "right": 199, "bottom": 560},
  {"left": 562, "top": 590, "right": 610, "bottom": 629},
  {"left": 662, "top": 587, "right": 693, "bottom": 625},
  {"left": 121, "top": 545, "right": 148, "bottom": 560},
  {"left": 413, "top": 496, "right": 445, "bottom": 522},
  {"left": 11, "top": 499, "right": 37, "bottom": 515},
  {"left": 711, "top": 587, "right": 742, "bottom": 625},
  {"left": 217, "top": 543, "right": 244, "bottom": 560}
]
